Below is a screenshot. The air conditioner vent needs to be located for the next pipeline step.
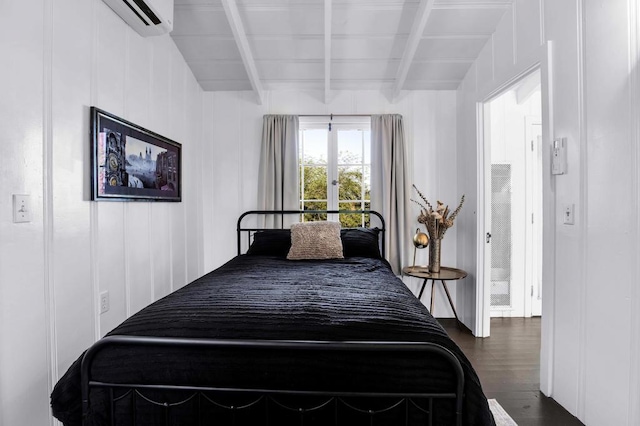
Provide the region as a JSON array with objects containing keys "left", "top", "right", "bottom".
[
  {"left": 130, "top": 0, "right": 161, "bottom": 25},
  {"left": 103, "top": 0, "right": 173, "bottom": 37}
]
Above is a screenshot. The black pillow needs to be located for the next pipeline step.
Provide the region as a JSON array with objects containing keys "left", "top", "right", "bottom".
[
  {"left": 247, "top": 227, "right": 381, "bottom": 259},
  {"left": 246, "top": 229, "right": 291, "bottom": 257},
  {"left": 340, "top": 228, "right": 381, "bottom": 259}
]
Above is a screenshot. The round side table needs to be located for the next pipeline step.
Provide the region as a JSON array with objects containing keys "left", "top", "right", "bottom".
[{"left": 402, "top": 266, "right": 467, "bottom": 322}]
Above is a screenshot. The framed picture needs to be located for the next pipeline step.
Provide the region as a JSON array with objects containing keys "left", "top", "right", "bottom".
[{"left": 91, "top": 107, "right": 182, "bottom": 202}]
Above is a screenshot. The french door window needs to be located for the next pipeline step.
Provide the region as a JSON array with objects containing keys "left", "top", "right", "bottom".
[{"left": 298, "top": 119, "right": 371, "bottom": 227}]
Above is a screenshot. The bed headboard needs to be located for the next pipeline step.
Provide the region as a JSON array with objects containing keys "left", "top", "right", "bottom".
[{"left": 236, "top": 210, "right": 386, "bottom": 257}]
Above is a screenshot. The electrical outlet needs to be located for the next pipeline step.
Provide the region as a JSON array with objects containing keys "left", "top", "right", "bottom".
[{"left": 100, "top": 291, "right": 110, "bottom": 314}]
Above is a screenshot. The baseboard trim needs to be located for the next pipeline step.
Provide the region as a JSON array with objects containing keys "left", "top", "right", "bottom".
[{"left": 437, "top": 317, "right": 474, "bottom": 335}]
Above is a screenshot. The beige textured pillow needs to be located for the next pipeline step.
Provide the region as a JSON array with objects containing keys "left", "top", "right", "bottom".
[{"left": 287, "top": 221, "right": 344, "bottom": 260}]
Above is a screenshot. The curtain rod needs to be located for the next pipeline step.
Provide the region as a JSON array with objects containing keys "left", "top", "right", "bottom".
[{"left": 299, "top": 114, "right": 372, "bottom": 118}]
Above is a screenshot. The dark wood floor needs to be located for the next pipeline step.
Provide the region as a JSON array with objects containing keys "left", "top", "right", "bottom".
[{"left": 440, "top": 317, "right": 584, "bottom": 426}]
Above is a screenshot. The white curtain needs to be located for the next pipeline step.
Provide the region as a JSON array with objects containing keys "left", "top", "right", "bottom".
[
  {"left": 371, "top": 114, "right": 411, "bottom": 275},
  {"left": 257, "top": 115, "right": 299, "bottom": 228}
]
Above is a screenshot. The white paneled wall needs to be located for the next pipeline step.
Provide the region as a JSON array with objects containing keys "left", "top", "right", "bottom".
[
  {"left": 0, "top": 1, "right": 204, "bottom": 424},
  {"left": 580, "top": 2, "right": 636, "bottom": 425},
  {"left": 456, "top": 1, "right": 640, "bottom": 425},
  {"left": 0, "top": 2, "right": 50, "bottom": 424},
  {"left": 202, "top": 89, "right": 460, "bottom": 317}
]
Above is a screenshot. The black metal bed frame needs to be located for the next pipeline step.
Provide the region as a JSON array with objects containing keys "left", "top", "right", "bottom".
[
  {"left": 236, "top": 209, "right": 387, "bottom": 256},
  {"left": 80, "top": 210, "right": 465, "bottom": 426}
]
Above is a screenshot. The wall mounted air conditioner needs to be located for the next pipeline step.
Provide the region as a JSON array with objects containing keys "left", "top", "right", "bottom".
[{"left": 102, "top": 0, "right": 173, "bottom": 37}]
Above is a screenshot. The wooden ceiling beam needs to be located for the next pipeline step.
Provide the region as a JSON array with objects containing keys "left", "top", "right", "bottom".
[
  {"left": 324, "top": 0, "right": 332, "bottom": 104},
  {"left": 220, "top": 0, "right": 264, "bottom": 105},
  {"left": 392, "top": 0, "right": 436, "bottom": 102}
]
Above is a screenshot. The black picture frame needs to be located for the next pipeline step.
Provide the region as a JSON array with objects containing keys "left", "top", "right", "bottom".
[{"left": 91, "top": 107, "right": 182, "bottom": 202}]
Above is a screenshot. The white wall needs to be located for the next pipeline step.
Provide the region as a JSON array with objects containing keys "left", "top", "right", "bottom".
[
  {"left": 0, "top": 1, "right": 204, "bottom": 424},
  {"left": 202, "top": 89, "right": 460, "bottom": 318},
  {"left": 456, "top": 1, "right": 640, "bottom": 425}
]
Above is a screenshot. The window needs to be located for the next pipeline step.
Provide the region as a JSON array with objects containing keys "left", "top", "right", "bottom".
[{"left": 299, "top": 118, "right": 371, "bottom": 227}]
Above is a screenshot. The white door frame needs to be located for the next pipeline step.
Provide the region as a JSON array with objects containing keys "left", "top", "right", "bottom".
[
  {"left": 477, "top": 66, "right": 542, "bottom": 324},
  {"left": 474, "top": 42, "right": 556, "bottom": 396},
  {"left": 525, "top": 118, "right": 543, "bottom": 318},
  {"left": 475, "top": 103, "right": 491, "bottom": 338},
  {"left": 539, "top": 41, "right": 556, "bottom": 397}
]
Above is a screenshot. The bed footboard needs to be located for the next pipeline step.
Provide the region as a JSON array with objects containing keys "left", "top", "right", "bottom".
[{"left": 81, "top": 336, "right": 464, "bottom": 426}]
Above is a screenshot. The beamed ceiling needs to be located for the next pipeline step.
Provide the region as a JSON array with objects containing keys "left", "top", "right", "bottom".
[{"left": 171, "top": 0, "right": 512, "bottom": 103}]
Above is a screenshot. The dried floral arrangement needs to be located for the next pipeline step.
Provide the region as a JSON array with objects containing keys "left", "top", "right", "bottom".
[{"left": 411, "top": 184, "right": 465, "bottom": 240}]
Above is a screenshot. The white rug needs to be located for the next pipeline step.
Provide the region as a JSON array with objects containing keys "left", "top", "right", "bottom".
[{"left": 488, "top": 399, "right": 518, "bottom": 426}]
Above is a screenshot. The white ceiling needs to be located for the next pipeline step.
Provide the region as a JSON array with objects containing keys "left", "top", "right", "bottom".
[{"left": 171, "top": 0, "right": 511, "bottom": 100}]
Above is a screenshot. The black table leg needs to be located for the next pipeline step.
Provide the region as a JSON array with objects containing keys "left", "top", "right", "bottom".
[
  {"left": 441, "top": 280, "right": 461, "bottom": 327},
  {"left": 417, "top": 278, "right": 428, "bottom": 300}
]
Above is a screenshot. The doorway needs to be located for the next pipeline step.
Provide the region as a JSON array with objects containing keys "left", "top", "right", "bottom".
[{"left": 483, "top": 69, "right": 543, "bottom": 319}]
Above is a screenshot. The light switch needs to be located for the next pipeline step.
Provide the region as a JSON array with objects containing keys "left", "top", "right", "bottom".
[
  {"left": 13, "top": 194, "right": 31, "bottom": 223},
  {"left": 100, "top": 291, "right": 110, "bottom": 314},
  {"left": 563, "top": 204, "right": 575, "bottom": 225}
]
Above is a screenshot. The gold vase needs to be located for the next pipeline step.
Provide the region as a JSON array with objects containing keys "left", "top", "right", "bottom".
[{"left": 429, "top": 238, "right": 442, "bottom": 273}]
